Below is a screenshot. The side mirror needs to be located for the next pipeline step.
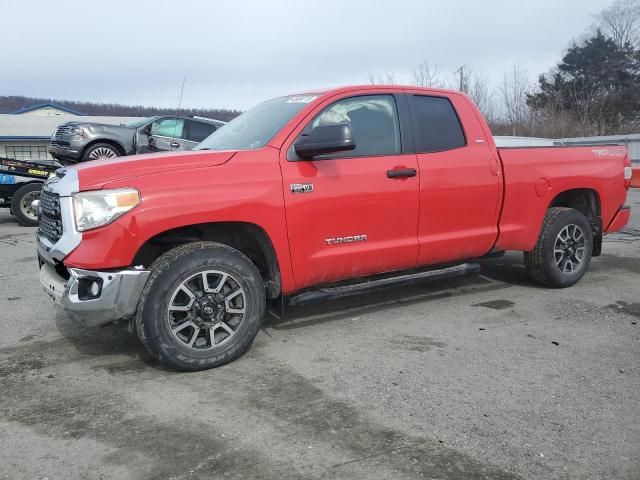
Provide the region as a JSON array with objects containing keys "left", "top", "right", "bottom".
[{"left": 293, "top": 124, "right": 355, "bottom": 159}]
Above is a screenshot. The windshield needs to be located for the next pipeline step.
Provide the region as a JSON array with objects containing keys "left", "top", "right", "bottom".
[
  {"left": 126, "top": 117, "right": 152, "bottom": 128},
  {"left": 195, "top": 95, "right": 319, "bottom": 151}
]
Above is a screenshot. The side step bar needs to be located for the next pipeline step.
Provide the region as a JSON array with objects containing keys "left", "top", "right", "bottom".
[{"left": 287, "top": 263, "right": 481, "bottom": 307}]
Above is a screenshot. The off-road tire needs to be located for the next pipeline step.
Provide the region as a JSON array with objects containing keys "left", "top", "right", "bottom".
[
  {"left": 82, "top": 143, "right": 121, "bottom": 161},
  {"left": 11, "top": 183, "right": 41, "bottom": 227},
  {"left": 524, "top": 207, "right": 593, "bottom": 288},
  {"left": 135, "top": 242, "right": 266, "bottom": 371}
]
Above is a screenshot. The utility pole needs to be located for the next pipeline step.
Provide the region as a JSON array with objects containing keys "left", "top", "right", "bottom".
[{"left": 455, "top": 65, "right": 466, "bottom": 93}]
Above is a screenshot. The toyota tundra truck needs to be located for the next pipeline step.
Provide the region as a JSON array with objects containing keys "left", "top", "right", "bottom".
[{"left": 36, "top": 86, "right": 633, "bottom": 371}]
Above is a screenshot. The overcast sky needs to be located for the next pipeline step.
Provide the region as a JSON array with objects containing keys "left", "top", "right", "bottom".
[{"left": 2, "top": 0, "right": 611, "bottom": 111}]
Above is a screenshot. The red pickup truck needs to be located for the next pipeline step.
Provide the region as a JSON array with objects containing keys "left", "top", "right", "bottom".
[{"left": 37, "top": 86, "right": 633, "bottom": 370}]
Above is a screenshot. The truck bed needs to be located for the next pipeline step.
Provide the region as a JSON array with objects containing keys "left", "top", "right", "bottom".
[{"left": 494, "top": 144, "right": 629, "bottom": 252}]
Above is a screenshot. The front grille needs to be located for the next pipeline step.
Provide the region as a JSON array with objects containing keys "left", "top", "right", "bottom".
[
  {"left": 54, "top": 126, "right": 72, "bottom": 138},
  {"left": 38, "top": 190, "right": 63, "bottom": 244}
]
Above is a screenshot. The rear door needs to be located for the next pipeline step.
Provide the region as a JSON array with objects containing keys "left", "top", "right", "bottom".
[
  {"left": 408, "top": 92, "right": 502, "bottom": 264},
  {"left": 183, "top": 120, "right": 218, "bottom": 149},
  {"left": 280, "top": 92, "right": 420, "bottom": 289}
]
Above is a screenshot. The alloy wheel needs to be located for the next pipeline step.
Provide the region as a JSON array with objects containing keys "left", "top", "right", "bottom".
[
  {"left": 20, "top": 191, "right": 40, "bottom": 221},
  {"left": 167, "top": 270, "right": 246, "bottom": 350},
  {"left": 554, "top": 224, "right": 586, "bottom": 274},
  {"left": 88, "top": 147, "right": 118, "bottom": 159}
]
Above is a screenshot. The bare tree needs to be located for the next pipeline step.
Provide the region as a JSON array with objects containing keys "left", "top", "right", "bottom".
[
  {"left": 413, "top": 61, "right": 442, "bottom": 87},
  {"left": 595, "top": 0, "right": 640, "bottom": 47},
  {"left": 466, "top": 72, "right": 497, "bottom": 124},
  {"left": 566, "top": 78, "right": 611, "bottom": 136},
  {"left": 368, "top": 71, "right": 397, "bottom": 85},
  {"left": 500, "top": 65, "right": 533, "bottom": 136}
]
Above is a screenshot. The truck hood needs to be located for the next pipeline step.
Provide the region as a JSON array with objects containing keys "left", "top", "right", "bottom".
[
  {"left": 72, "top": 149, "right": 237, "bottom": 190},
  {"left": 62, "top": 120, "right": 135, "bottom": 131}
]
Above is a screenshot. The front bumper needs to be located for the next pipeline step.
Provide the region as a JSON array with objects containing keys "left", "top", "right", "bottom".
[
  {"left": 39, "top": 262, "right": 150, "bottom": 327},
  {"left": 48, "top": 139, "right": 82, "bottom": 160}
]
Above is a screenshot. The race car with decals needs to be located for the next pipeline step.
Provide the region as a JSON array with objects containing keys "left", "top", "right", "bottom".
[
  {"left": 36, "top": 85, "right": 633, "bottom": 371},
  {"left": 0, "top": 157, "right": 59, "bottom": 226}
]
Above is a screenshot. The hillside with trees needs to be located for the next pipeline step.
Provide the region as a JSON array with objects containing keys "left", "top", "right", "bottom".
[{"left": 0, "top": 95, "right": 242, "bottom": 122}]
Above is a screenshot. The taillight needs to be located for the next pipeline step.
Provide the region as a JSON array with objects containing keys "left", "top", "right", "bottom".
[{"left": 624, "top": 154, "right": 632, "bottom": 190}]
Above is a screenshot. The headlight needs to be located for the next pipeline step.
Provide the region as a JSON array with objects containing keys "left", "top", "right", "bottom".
[
  {"left": 72, "top": 188, "right": 140, "bottom": 231},
  {"left": 71, "top": 126, "right": 84, "bottom": 137}
]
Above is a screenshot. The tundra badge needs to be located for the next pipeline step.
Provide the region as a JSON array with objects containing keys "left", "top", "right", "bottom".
[
  {"left": 290, "top": 183, "right": 314, "bottom": 193},
  {"left": 325, "top": 235, "right": 368, "bottom": 245}
]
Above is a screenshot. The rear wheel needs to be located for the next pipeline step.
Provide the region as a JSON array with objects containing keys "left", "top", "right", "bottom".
[
  {"left": 135, "top": 242, "right": 266, "bottom": 371},
  {"left": 524, "top": 207, "right": 593, "bottom": 288},
  {"left": 82, "top": 143, "right": 121, "bottom": 161},
  {"left": 11, "top": 183, "right": 41, "bottom": 226}
]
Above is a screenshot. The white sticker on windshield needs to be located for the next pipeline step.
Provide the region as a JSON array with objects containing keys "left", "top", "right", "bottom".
[{"left": 286, "top": 95, "right": 318, "bottom": 104}]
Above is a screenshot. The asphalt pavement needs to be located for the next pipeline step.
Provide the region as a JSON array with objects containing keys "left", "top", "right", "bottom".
[{"left": 1, "top": 190, "right": 638, "bottom": 479}]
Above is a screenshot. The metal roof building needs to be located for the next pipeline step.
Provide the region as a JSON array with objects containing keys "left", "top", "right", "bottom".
[{"left": 10, "top": 103, "right": 87, "bottom": 116}]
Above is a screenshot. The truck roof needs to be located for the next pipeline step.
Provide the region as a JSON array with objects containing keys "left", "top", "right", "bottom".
[{"left": 292, "top": 84, "right": 463, "bottom": 97}]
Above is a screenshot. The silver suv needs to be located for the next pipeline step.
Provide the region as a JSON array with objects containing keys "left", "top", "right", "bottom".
[{"left": 48, "top": 116, "right": 225, "bottom": 164}]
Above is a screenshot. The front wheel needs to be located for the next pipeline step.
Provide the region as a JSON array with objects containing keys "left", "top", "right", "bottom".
[
  {"left": 82, "top": 143, "right": 121, "bottom": 161},
  {"left": 135, "top": 242, "right": 266, "bottom": 371},
  {"left": 11, "top": 183, "right": 41, "bottom": 226},
  {"left": 524, "top": 207, "right": 593, "bottom": 288}
]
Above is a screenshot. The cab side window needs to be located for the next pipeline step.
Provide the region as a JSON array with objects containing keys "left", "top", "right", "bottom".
[
  {"left": 151, "top": 118, "right": 185, "bottom": 138},
  {"left": 411, "top": 96, "right": 466, "bottom": 152},
  {"left": 302, "top": 95, "right": 401, "bottom": 158}
]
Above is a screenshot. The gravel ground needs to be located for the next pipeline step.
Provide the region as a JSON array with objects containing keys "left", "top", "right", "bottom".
[{"left": 0, "top": 190, "right": 638, "bottom": 480}]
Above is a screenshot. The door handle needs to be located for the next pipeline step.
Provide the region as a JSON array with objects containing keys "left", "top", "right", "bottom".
[
  {"left": 387, "top": 168, "right": 417, "bottom": 178},
  {"left": 170, "top": 142, "right": 180, "bottom": 148}
]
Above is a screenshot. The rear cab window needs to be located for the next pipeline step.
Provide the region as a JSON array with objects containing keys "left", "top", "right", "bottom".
[{"left": 410, "top": 95, "right": 466, "bottom": 153}]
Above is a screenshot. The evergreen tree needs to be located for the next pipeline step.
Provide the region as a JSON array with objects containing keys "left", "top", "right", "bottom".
[{"left": 528, "top": 30, "right": 640, "bottom": 134}]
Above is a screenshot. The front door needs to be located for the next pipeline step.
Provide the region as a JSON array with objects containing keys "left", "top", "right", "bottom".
[
  {"left": 146, "top": 117, "right": 188, "bottom": 153},
  {"left": 280, "top": 93, "right": 420, "bottom": 290}
]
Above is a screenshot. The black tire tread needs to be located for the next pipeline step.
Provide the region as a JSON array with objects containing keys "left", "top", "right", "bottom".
[
  {"left": 135, "top": 241, "right": 265, "bottom": 371},
  {"left": 524, "top": 207, "right": 592, "bottom": 288},
  {"left": 11, "top": 182, "right": 41, "bottom": 227},
  {"left": 82, "top": 142, "right": 122, "bottom": 161}
]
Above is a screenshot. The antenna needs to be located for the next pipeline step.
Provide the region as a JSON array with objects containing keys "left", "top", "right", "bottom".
[{"left": 171, "top": 78, "right": 186, "bottom": 146}]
